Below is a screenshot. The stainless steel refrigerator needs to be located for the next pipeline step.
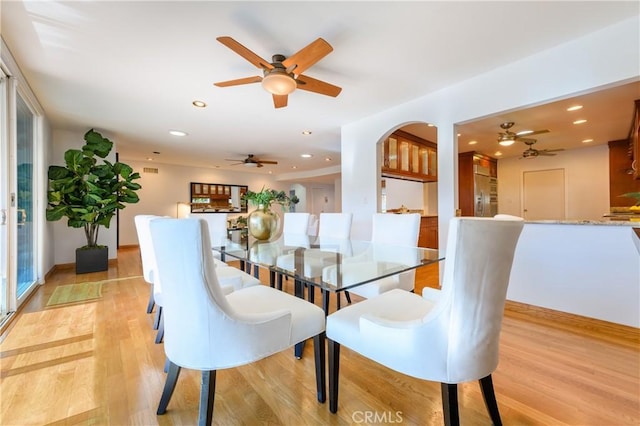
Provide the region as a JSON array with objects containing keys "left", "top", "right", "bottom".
[{"left": 474, "top": 165, "right": 498, "bottom": 217}]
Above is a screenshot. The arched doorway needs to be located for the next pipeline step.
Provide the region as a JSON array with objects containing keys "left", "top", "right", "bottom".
[{"left": 377, "top": 122, "right": 440, "bottom": 293}]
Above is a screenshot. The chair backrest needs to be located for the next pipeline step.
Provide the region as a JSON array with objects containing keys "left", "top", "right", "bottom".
[
  {"left": 187, "top": 212, "right": 228, "bottom": 247},
  {"left": 318, "top": 213, "right": 353, "bottom": 239},
  {"left": 134, "top": 214, "right": 159, "bottom": 284},
  {"left": 283, "top": 212, "right": 311, "bottom": 235},
  {"left": 437, "top": 216, "right": 524, "bottom": 382},
  {"left": 149, "top": 217, "right": 245, "bottom": 368},
  {"left": 308, "top": 214, "right": 319, "bottom": 236},
  {"left": 371, "top": 213, "right": 420, "bottom": 246}
]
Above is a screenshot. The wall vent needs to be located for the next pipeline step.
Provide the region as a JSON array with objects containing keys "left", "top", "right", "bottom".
[{"left": 143, "top": 167, "right": 159, "bottom": 174}]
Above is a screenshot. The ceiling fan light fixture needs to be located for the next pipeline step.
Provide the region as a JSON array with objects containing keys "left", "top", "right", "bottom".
[
  {"left": 262, "top": 72, "right": 296, "bottom": 95},
  {"left": 499, "top": 135, "right": 516, "bottom": 146},
  {"left": 244, "top": 162, "right": 259, "bottom": 168}
]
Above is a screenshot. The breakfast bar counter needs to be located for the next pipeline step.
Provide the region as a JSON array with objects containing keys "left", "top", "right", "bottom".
[{"left": 506, "top": 221, "right": 639, "bottom": 328}]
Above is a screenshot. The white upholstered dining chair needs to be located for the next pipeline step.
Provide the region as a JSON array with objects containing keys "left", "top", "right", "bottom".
[
  {"left": 149, "top": 217, "right": 326, "bottom": 424},
  {"left": 282, "top": 212, "right": 311, "bottom": 234},
  {"left": 334, "top": 213, "right": 420, "bottom": 301},
  {"left": 326, "top": 216, "right": 524, "bottom": 426},
  {"left": 187, "top": 212, "right": 228, "bottom": 264},
  {"left": 135, "top": 214, "right": 260, "bottom": 344},
  {"left": 134, "top": 214, "right": 159, "bottom": 315}
]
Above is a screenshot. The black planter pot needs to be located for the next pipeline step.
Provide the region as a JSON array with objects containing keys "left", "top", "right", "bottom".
[{"left": 76, "top": 246, "right": 109, "bottom": 274}]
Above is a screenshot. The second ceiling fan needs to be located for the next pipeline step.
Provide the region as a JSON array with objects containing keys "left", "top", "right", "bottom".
[
  {"left": 497, "top": 121, "right": 549, "bottom": 146},
  {"left": 214, "top": 36, "right": 342, "bottom": 108},
  {"left": 225, "top": 154, "right": 277, "bottom": 168}
]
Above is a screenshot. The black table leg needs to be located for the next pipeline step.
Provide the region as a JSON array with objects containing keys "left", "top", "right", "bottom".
[{"left": 294, "top": 278, "right": 306, "bottom": 358}]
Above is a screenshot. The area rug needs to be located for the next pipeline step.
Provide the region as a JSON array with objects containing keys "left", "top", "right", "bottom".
[
  {"left": 46, "top": 282, "right": 103, "bottom": 307},
  {"left": 45, "top": 276, "right": 143, "bottom": 307}
]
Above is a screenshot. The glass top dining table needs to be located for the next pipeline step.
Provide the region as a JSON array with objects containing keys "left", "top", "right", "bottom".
[
  {"left": 214, "top": 232, "right": 444, "bottom": 358},
  {"left": 213, "top": 233, "right": 444, "bottom": 309}
]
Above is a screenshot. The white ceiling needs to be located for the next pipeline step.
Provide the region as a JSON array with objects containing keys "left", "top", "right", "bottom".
[{"left": 2, "top": 1, "right": 638, "bottom": 178}]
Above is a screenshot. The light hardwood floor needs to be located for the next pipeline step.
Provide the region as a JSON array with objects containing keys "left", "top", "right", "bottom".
[{"left": 0, "top": 246, "right": 638, "bottom": 425}]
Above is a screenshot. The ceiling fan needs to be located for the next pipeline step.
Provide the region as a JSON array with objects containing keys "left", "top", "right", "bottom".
[
  {"left": 520, "top": 140, "right": 565, "bottom": 159},
  {"left": 497, "top": 121, "right": 550, "bottom": 146},
  {"left": 225, "top": 154, "right": 278, "bottom": 168},
  {"left": 214, "top": 36, "right": 342, "bottom": 109}
]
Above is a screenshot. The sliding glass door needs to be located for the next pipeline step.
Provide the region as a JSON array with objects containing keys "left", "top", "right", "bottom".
[
  {"left": 16, "top": 93, "right": 36, "bottom": 299},
  {"left": 0, "top": 69, "right": 8, "bottom": 324},
  {"left": 0, "top": 63, "right": 39, "bottom": 328}
]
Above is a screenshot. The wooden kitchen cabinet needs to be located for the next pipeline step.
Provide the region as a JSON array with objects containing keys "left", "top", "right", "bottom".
[
  {"left": 608, "top": 139, "right": 640, "bottom": 206},
  {"left": 418, "top": 216, "right": 438, "bottom": 249},
  {"left": 381, "top": 130, "right": 437, "bottom": 182}
]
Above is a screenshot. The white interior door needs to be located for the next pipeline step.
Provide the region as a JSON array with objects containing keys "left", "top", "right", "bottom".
[
  {"left": 311, "top": 187, "right": 334, "bottom": 215},
  {"left": 523, "top": 168, "right": 565, "bottom": 220}
]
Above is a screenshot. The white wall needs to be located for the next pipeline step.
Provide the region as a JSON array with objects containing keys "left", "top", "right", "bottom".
[
  {"left": 119, "top": 160, "right": 291, "bottom": 246},
  {"left": 341, "top": 17, "right": 639, "bottom": 241},
  {"left": 40, "top": 119, "right": 53, "bottom": 276},
  {"left": 384, "top": 179, "right": 424, "bottom": 212},
  {"left": 498, "top": 144, "right": 609, "bottom": 220}
]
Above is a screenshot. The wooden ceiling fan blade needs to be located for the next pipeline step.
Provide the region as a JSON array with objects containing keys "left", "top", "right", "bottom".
[
  {"left": 273, "top": 94, "right": 288, "bottom": 108},
  {"left": 282, "top": 38, "right": 333, "bottom": 75},
  {"left": 516, "top": 137, "right": 537, "bottom": 144},
  {"left": 296, "top": 74, "right": 342, "bottom": 97},
  {"left": 522, "top": 129, "right": 550, "bottom": 137},
  {"left": 258, "top": 160, "right": 278, "bottom": 165},
  {"left": 216, "top": 36, "right": 274, "bottom": 70},
  {"left": 214, "top": 76, "right": 262, "bottom": 87}
]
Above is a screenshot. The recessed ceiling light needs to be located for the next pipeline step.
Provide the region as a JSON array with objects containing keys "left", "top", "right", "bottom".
[
  {"left": 268, "top": 170, "right": 273, "bottom": 174},
  {"left": 302, "top": 130, "right": 312, "bottom": 135},
  {"left": 325, "top": 157, "right": 332, "bottom": 162},
  {"left": 573, "top": 119, "right": 587, "bottom": 125},
  {"left": 146, "top": 157, "right": 153, "bottom": 161},
  {"left": 457, "top": 133, "right": 461, "bottom": 137},
  {"left": 292, "top": 166, "right": 297, "bottom": 169},
  {"left": 494, "top": 151, "right": 502, "bottom": 156},
  {"left": 301, "top": 154, "right": 313, "bottom": 158},
  {"left": 169, "top": 130, "right": 188, "bottom": 136},
  {"left": 582, "top": 138, "right": 594, "bottom": 143},
  {"left": 567, "top": 105, "right": 583, "bottom": 111},
  {"left": 192, "top": 100, "right": 207, "bottom": 108},
  {"left": 468, "top": 140, "right": 477, "bottom": 145}
]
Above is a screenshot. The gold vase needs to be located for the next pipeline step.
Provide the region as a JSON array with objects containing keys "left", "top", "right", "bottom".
[{"left": 248, "top": 205, "right": 281, "bottom": 241}]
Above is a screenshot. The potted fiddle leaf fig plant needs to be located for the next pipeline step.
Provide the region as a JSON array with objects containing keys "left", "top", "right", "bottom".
[{"left": 46, "top": 129, "right": 142, "bottom": 273}]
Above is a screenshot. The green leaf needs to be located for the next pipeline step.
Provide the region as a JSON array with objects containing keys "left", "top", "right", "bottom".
[
  {"left": 83, "top": 129, "right": 113, "bottom": 158},
  {"left": 46, "top": 205, "right": 67, "bottom": 221},
  {"left": 48, "top": 165, "right": 71, "bottom": 180},
  {"left": 63, "top": 150, "right": 84, "bottom": 171}
]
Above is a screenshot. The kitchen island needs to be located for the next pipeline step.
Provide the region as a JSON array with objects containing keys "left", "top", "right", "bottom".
[{"left": 506, "top": 220, "right": 639, "bottom": 328}]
